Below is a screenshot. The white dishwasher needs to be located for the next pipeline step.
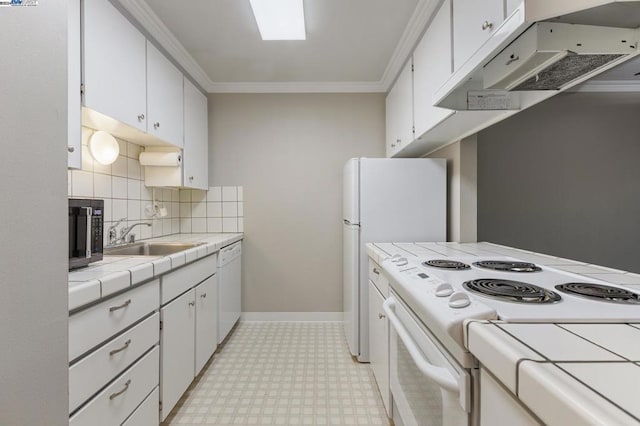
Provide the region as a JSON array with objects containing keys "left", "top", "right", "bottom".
[{"left": 217, "top": 241, "right": 242, "bottom": 343}]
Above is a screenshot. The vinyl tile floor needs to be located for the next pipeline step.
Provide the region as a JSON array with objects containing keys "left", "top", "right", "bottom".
[{"left": 162, "top": 322, "right": 390, "bottom": 426}]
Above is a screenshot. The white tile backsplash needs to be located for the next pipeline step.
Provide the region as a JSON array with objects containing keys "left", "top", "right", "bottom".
[
  {"left": 207, "top": 186, "right": 222, "bottom": 202},
  {"left": 69, "top": 130, "right": 244, "bottom": 238},
  {"left": 69, "top": 127, "right": 183, "bottom": 244},
  {"left": 222, "top": 186, "right": 238, "bottom": 201}
]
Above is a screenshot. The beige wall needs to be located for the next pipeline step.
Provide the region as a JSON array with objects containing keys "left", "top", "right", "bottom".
[
  {"left": 427, "top": 136, "right": 477, "bottom": 242},
  {"left": 0, "top": 1, "right": 69, "bottom": 424},
  {"left": 208, "top": 93, "right": 385, "bottom": 313}
]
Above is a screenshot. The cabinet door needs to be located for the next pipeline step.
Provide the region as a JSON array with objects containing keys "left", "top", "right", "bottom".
[
  {"left": 160, "top": 289, "right": 195, "bottom": 421},
  {"left": 183, "top": 78, "right": 209, "bottom": 190},
  {"left": 368, "top": 280, "right": 390, "bottom": 416},
  {"left": 68, "top": 0, "right": 81, "bottom": 169},
  {"left": 195, "top": 275, "right": 218, "bottom": 374},
  {"left": 82, "top": 0, "right": 147, "bottom": 132},
  {"left": 413, "top": 0, "right": 455, "bottom": 139},
  {"left": 147, "top": 41, "right": 184, "bottom": 147},
  {"left": 385, "top": 58, "right": 414, "bottom": 157},
  {"left": 453, "top": 0, "right": 504, "bottom": 70}
]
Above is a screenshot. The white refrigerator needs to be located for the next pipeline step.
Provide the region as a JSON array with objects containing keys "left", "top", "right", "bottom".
[{"left": 343, "top": 158, "right": 446, "bottom": 362}]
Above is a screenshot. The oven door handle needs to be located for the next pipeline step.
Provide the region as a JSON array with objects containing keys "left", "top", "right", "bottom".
[{"left": 383, "top": 297, "right": 460, "bottom": 394}]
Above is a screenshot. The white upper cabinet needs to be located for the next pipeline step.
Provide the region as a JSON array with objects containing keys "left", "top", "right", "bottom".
[
  {"left": 385, "top": 58, "right": 414, "bottom": 157},
  {"left": 82, "top": 0, "right": 147, "bottom": 132},
  {"left": 452, "top": 0, "right": 505, "bottom": 71},
  {"left": 183, "top": 78, "right": 209, "bottom": 190},
  {"left": 146, "top": 41, "right": 184, "bottom": 148},
  {"left": 67, "top": 0, "right": 82, "bottom": 169},
  {"left": 413, "top": 0, "right": 455, "bottom": 139}
]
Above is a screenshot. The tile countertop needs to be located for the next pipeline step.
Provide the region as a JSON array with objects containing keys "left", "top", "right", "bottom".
[
  {"left": 466, "top": 321, "right": 640, "bottom": 425},
  {"left": 366, "top": 241, "right": 640, "bottom": 425},
  {"left": 69, "top": 233, "right": 243, "bottom": 311}
]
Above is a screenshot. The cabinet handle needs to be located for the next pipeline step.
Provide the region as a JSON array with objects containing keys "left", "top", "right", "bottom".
[
  {"left": 109, "top": 339, "right": 131, "bottom": 356},
  {"left": 391, "top": 143, "right": 396, "bottom": 148},
  {"left": 153, "top": 122, "right": 160, "bottom": 129},
  {"left": 482, "top": 21, "right": 493, "bottom": 30},
  {"left": 505, "top": 54, "right": 520, "bottom": 66},
  {"left": 137, "top": 114, "right": 145, "bottom": 122},
  {"left": 189, "top": 301, "right": 195, "bottom": 307},
  {"left": 373, "top": 268, "right": 380, "bottom": 275},
  {"left": 396, "top": 138, "right": 402, "bottom": 145},
  {"left": 200, "top": 293, "right": 207, "bottom": 299},
  {"left": 379, "top": 313, "right": 386, "bottom": 319},
  {"left": 109, "top": 379, "right": 131, "bottom": 400},
  {"left": 67, "top": 145, "right": 75, "bottom": 153},
  {"left": 189, "top": 176, "right": 194, "bottom": 181},
  {"left": 109, "top": 299, "right": 131, "bottom": 312}
]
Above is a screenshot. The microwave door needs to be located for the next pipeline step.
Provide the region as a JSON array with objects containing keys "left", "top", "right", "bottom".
[{"left": 72, "top": 207, "right": 93, "bottom": 259}]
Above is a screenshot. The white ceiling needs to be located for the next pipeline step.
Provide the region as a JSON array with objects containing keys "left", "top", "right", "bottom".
[{"left": 140, "top": 0, "right": 420, "bottom": 92}]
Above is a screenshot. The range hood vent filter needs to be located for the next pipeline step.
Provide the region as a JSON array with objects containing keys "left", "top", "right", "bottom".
[
  {"left": 483, "top": 22, "right": 637, "bottom": 92},
  {"left": 512, "top": 53, "right": 625, "bottom": 90}
]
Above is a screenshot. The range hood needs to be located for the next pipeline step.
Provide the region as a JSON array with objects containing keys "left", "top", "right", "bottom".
[{"left": 483, "top": 22, "right": 638, "bottom": 91}]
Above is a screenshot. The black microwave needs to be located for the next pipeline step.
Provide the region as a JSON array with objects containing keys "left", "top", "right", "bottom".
[{"left": 69, "top": 199, "right": 104, "bottom": 270}]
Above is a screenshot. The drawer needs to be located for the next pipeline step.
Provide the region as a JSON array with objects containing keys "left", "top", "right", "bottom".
[
  {"left": 368, "top": 260, "right": 389, "bottom": 296},
  {"left": 69, "top": 313, "right": 160, "bottom": 413},
  {"left": 161, "top": 253, "right": 217, "bottom": 305},
  {"left": 122, "top": 386, "right": 159, "bottom": 426},
  {"left": 69, "top": 279, "right": 160, "bottom": 362},
  {"left": 69, "top": 346, "right": 159, "bottom": 426}
]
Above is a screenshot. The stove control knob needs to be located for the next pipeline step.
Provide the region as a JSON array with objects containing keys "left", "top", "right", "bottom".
[
  {"left": 448, "top": 292, "right": 471, "bottom": 309},
  {"left": 435, "top": 283, "right": 454, "bottom": 297},
  {"left": 396, "top": 257, "right": 408, "bottom": 266}
]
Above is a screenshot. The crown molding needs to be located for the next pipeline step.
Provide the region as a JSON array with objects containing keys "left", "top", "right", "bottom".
[
  {"left": 117, "top": 0, "right": 436, "bottom": 94},
  {"left": 379, "top": 0, "right": 441, "bottom": 91},
  {"left": 117, "top": 0, "right": 214, "bottom": 91},
  {"left": 207, "top": 81, "right": 386, "bottom": 94},
  {"left": 570, "top": 80, "right": 640, "bottom": 92}
]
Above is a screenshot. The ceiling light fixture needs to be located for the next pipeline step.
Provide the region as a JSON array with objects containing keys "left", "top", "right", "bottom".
[
  {"left": 249, "top": 0, "right": 306, "bottom": 41},
  {"left": 88, "top": 130, "right": 120, "bottom": 165}
]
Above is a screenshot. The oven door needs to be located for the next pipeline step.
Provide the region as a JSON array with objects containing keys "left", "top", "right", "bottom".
[{"left": 384, "top": 293, "right": 471, "bottom": 426}]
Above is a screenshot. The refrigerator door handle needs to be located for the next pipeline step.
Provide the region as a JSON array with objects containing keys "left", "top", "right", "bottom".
[{"left": 344, "top": 219, "right": 359, "bottom": 226}]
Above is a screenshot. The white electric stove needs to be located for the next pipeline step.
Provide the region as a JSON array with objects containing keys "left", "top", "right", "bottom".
[{"left": 380, "top": 251, "right": 640, "bottom": 426}]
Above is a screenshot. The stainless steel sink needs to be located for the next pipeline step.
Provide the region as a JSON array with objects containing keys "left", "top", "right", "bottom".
[{"left": 104, "top": 242, "right": 206, "bottom": 256}]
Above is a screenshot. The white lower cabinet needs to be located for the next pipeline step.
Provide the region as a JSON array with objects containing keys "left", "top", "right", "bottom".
[
  {"left": 70, "top": 347, "right": 160, "bottom": 426},
  {"left": 160, "top": 254, "right": 219, "bottom": 420},
  {"left": 69, "top": 313, "right": 159, "bottom": 413},
  {"left": 195, "top": 275, "right": 218, "bottom": 374},
  {"left": 368, "top": 279, "right": 390, "bottom": 416},
  {"left": 160, "top": 288, "right": 196, "bottom": 421},
  {"left": 480, "top": 368, "right": 541, "bottom": 425},
  {"left": 122, "top": 387, "right": 159, "bottom": 426}
]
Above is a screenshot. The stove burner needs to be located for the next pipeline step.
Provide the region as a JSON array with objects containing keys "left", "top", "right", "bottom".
[
  {"left": 555, "top": 283, "right": 640, "bottom": 305},
  {"left": 422, "top": 259, "right": 471, "bottom": 270},
  {"left": 473, "top": 260, "right": 541, "bottom": 272},
  {"left": 463, "top": 279, "right": 561, "bottom": 304}
]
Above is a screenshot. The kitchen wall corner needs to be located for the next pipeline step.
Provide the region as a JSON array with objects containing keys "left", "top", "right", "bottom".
[{"left": 426, "top": 135, "right": 477, "bottom": 243}]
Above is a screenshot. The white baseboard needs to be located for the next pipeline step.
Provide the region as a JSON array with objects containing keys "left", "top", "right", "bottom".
[{"left": 240, "top": 312, "right": 343, "bottom": 322}]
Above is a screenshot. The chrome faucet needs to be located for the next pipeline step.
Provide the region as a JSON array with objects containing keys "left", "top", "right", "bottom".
[
  {"left": 118, "top": 222, "right": 152, "bottom": 244},
  {"left": 108, "top": 218, "right": 128, "bottom": 245}
]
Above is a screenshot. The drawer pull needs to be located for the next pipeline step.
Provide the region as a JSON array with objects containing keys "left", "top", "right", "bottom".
[
  {"left": 109, "top": 339, "right": 132, "bottom": 356},
  {"left": 189, "top": 301, "right": 195, "bottom": 307},
  {"left": 109, "top": 379, "right": 131, "bottom": 400},
  {"left": 505, "top": 54, "right": 520, "bottom": 66},
  {"left": 379, "top": 313, "right": 386, "bottom": 319},
  {"left": 482, "top": 20, "right": 493, "bottom": 30},
  {"left": 200, "top": 293, "right": 207, "bottom": 299},
  {"left": 373, "top": 268, "right": 380, "bottom": 275},
  {"left": 109, "top": 299, "right": 131, "bottom": 312}
]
